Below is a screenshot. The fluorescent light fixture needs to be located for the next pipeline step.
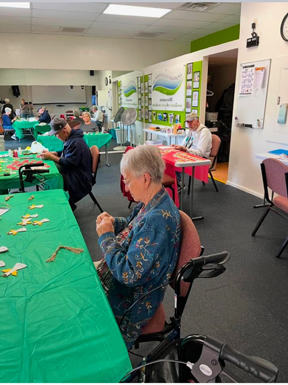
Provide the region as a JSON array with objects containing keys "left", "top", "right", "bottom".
[
  {"left": 104, "top": 4, "right": 171, "bottom": 18},
  {"left": 0, "top": 2, "right": 30, "bottom": 8}
]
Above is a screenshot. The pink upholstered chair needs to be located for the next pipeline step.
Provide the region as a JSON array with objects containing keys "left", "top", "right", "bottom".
[
  {"left": 252, "top": 158, "right": 288, "bottom": 258},
  {"left": 136, "top": 210, "right": 202, "bottom": 340}
]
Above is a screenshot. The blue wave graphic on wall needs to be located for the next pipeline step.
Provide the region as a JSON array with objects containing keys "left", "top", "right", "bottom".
[
  {"left": 123, "top": 83, "right": 137, "bottom": 97},
  {"left": 152, "top": 78, "right": 183, "bottom": 95}
]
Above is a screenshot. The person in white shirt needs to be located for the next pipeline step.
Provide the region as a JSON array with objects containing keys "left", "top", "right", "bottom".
[
  {"left": 172, "top": 112, "right": 212, "bottom": 158},
  {"left": 172, "top": 112, "right": 212, "bottom": 188},
  {"left": 91, "top": 105, "right": 103, "bottom": 131}
]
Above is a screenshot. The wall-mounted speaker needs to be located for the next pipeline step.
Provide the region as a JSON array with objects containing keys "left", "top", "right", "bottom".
[
  {"left": 90, "top": 70, "right": 94, "bottom": 76},
  {"left": 92, "top": 86, "right": 96, "bottom": 96},
  {"left": 11, "top": 85, "right": 20, "bottom": 97}
]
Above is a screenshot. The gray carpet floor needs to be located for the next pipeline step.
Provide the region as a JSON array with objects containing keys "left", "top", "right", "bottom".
[{"left": 6, "top": 134, "right": 288, "bottom": 382}]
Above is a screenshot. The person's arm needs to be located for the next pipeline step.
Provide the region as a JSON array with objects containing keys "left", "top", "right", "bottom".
[
  {"left": 58, "top": 142, "right": 81, "bottom": 171},
  {"left": 186, "top": 129, "right": 211, "bottom": 158},
  {"left": 41, "top": 151, "right": 61, "bottom": 163},
  {"left": 97, "top": 221, "right": 166, "bottom": 287}
]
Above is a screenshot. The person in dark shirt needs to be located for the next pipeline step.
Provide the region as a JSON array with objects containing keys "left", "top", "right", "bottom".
[
  {"left": 2, "top": 98, "right": 16, "bottom": 119},
  {"left": 2, "top": 107, "right": 17, "bottom": 139},
  {"left": 41, "top": 118, "right": 92, "bottom": 211},
  {"left": 38, "top": 107, "right": 51, "bottom": 124}
]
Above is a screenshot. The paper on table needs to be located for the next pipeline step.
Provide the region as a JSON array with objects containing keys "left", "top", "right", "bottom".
[{"left": 0, "top": 208, "right": 9, "bottom": 216}]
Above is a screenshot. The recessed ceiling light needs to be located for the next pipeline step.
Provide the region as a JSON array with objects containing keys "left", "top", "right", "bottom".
[
  {"left": 0, "top": 2, "right": 30, "bottom": 8},
  {"left": 104, "top": 4, "right": 171, "bottom": 18}
]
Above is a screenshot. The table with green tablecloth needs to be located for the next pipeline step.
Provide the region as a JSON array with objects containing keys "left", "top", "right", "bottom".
[
  {"left": 0, "top": 190, "right": 131, "bottom": 382},
  {"left": 37, "top": 132, "right": 113, "bottom": 166},
  {"left": 34, "top": 124, "right": 51, "bottom": 138},
  {"left": 13, "top": 119, "right": 38, "bottom": 140},
  {"left": 0, "top": 152, "right": 63, "bottom": 194}
]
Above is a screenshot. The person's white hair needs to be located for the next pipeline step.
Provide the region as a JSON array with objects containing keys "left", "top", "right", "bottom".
[
  {"left": 82, "top": 111, "right": 91, "bottom": 119},
  {"left": 73, "top": 109, "right": 80, "bottom": 117},
  {"left": 91, "top": 105, "right": 98, "bottom": 111},
  {"left": 120, "top": 145, "right": 165, "bottom": 184},
  {"left": 4, "top": 98, "right": 10, "bottom": 104},
  {"left": 5, "top": 107, "right": 12, "bottom": 114}
]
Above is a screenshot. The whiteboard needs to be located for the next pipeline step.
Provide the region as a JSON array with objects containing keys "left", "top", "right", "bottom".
[
  {"left": 31, "top": 86, "right": 86, "bottom": 104},
  {"left": 236, "top": 59, "right": 271, "bottom": 129}
]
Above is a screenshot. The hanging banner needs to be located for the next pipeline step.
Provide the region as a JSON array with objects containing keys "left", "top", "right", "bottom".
[
  {"left": 122, "top": 75, "right": 138, "bottom": 108},
  {"left": 152, "top": 66, "right": 185, "bottom": 111}
]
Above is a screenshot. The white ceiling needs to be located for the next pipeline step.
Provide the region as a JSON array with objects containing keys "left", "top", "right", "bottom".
[{"left": 0, "top": 2, "right": 241, "bottom": 42}]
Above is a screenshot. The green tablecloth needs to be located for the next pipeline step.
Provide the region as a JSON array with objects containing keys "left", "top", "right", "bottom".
[
  {"left": 34, "top": 124, "right": 51, "bottom": 138},
  {"left": 0, "top": 190, "right": 131, "bottom": 382},
  {"left": 13, "top": 120, "right": 38, "bottom": 140},
  {"left": 0, "top": 152, "right": 63, "bottom": 193},
  {"left": 37, "top": 132, "right": 112, "bottom": 152}
]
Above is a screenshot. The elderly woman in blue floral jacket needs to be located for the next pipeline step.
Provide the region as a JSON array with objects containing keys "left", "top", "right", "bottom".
[{"left": 96, "top": 145, "right": 181, "bottom": 349}]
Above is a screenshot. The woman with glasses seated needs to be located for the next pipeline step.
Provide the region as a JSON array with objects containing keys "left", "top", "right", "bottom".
[
  {"left": 95, "top": 145, "right": 181, "bottom": 349},
  {"left": 79, "top": 111, "right": 97, "bottom": 132},
  {"left": 2, "top": 107, "right": 17, "bottom": 139}
]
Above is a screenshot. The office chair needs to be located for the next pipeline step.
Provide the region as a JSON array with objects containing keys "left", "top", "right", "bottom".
[{"left": 252, "top": 158, "right": 288, "bottom": 258}]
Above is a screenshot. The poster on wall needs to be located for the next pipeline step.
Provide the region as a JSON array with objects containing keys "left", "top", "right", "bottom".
[
  {"left": 122, "top": 76, "right": 138, "bottom": 108},
  {"left": 193, "top": 71, "right": 200, "bottom": 89},
  {"left": 187, "top": 63, "right": 193, "bottom": 80},
  {"left": 192, "top": 91, "right": 199, "bottom": 107},
  {"left": 186, "top": 98, "right": 191, "bottom": 112},
  {"left": 239, "top": 64, "right": 255, "bottom": 95},
  {"left": 149, "top": 111, "right": 152, "bottom": 123},
  {"left": 152, "top": 66, "right": 185, "bottom": 111},
  {"left": 186, "top": 81, "right": 192, "bottom": 96}
]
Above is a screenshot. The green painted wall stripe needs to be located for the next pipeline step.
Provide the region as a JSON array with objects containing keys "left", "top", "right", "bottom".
[{"left": 190, "top": 25, "right": 240, "bottom": 53}]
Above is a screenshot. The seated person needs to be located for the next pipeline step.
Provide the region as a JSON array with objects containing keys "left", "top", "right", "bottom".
[
  {"left": 91, "top": 105, "right": 103, "bottom": 131},
  {"left": 2, "top": 98, "right": 16, "bottom": 119},
  {"left": 172, "top": 113, "right": 212, "bottom": 186},
  {"left": 20, "top": 98, "right": 33, "bottom": 119},
  {"left": 38, "top": 107, "right": 51, "bottom": 124},
  {"left": 2, "top": 107, "right": 17, "bottom": 139},
  {"left": 95, "top": 145, "right": 181, "bottom": 349},
  {"left": 41, "top": 118, "right": 92, "bottom": 210},
  {"left": 73, "top": 109, "right": 84, "bottom": 124},
  {"left": 79, "top": 111, "right": 98, "bottom": 132}
]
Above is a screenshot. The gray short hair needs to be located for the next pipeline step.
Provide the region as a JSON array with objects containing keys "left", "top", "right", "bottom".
[
  {"left": 5, "top": 107, "right": 11, "bottom": 114},
  {"left": 91, "top": 105, "right": 98, "bottom": 111},
  {"left": 73, "top": 109, "right": 80, "bottom": 117},
  {"left": 82, "top": 111, "right": 91, "bottom": 119},
  {"left": 120, "top": 145, "right": 165, "bottom": 183}
]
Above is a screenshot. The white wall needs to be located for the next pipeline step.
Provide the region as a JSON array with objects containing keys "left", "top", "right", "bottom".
[
  {"left": 227, "top": 2, "right": 288, "bottom": 197},
  {"left": 0, "top": 33, "right": 190, "bottom": 71}
]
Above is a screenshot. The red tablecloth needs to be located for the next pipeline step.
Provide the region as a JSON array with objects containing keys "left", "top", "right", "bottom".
[{"left": 159, "top": 147, "right": 209, "bottom": 208}]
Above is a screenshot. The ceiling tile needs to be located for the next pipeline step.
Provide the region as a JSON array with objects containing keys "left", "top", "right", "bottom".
[
  {"left": 153, "top": 18, "right": 210, "bottom": 29},
  {"left": 31, "top": 2, "right": 108, "bottom": 13},
  {"left": 153, "top": 33, "right": 184, "bottom": 40},
  {"left": 163, "top": 9, "right": 226, "bottom": 22},
  {"left": 142, "top": 25, "right": 195, "bottom": 35},
  {"left": 89, "top": 21, "right": 145, "bottom": 31},
  {"left": 32, "top": 25, "right": 60, "bottom": 32},
  {"left": 32, "top": 18, "right": 92, "bottom": 28},
  {"left": 0, "top": 17, "right": 31, "bottom": 25},
  {"left": 0, "top": 8, "right": 31, "bottom": 17},
  {"left": 217, "top": 14, "right": 240, "bottom": 24},
  {"left": 32, "top": 9, "right": 99, "bottom": 21},
  {"left": 207, "top": 3, "right": 241, "bottom": 15},
  {"left": 0, "top": 24, "right": 31, "bottom": 32},
  {"left": 85, "top": 28, "right": 133, "bottom": 37},
  {"left": 202, "top": 22, "right": 235, "bottom": 31},
  {"left": 95, "top": 14, "right": 156, "bottom": 25}
]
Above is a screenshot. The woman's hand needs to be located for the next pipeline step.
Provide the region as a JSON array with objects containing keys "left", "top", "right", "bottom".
[
  {"left": 96, "top": 216, "right": 114, "bottom": 236},
  {"left": 173, "top": 145, "right": 187, "bottom": 152},
  {"left": 96, "top": 211, "right": 115, "bottom": 225}
]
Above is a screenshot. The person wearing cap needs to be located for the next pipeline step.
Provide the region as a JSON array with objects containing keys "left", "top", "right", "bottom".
[
  {"left": 38, "top": 107, "right": 51, "bottom": 124},
  {"left": 2, "top": 107, "right": 17, "bottom": 139},
  {"left": 40, "top": 118, "right": 92, "bottom": 210},
  {"left": 172, "top": 113, "right": 212, "bottom": 158}
]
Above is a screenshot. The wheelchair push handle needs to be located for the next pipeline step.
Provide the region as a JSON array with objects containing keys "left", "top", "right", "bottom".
[
  {"left": 200, "top": 251, "right": 230, "bottom": 266},
  {"left": 220, "top": 342, "right": 278, "bottom": 382}
]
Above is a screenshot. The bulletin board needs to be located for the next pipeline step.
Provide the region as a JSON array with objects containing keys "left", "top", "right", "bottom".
[{"left": 236, "top": 59, "right": 271, "bottom": 129}]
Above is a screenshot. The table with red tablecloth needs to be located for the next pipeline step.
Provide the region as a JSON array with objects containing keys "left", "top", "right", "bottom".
[{"left": 159, "top": 146, "right": 210, "bottom": 218}]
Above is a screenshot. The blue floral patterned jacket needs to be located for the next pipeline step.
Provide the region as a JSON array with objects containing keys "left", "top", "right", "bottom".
[{"left": 98, "top": 187, "right": 181, "bottom": 348}]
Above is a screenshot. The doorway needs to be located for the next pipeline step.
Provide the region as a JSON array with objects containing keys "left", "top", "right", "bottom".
[{"left": 205, "top": 49, "right": 238, "bottom": 183}]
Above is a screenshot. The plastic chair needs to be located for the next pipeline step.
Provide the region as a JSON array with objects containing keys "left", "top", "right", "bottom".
[
  {"left": 252, "top": 158, "right": 288, "bottom": 258},
  {"left": 188, "top": 134, "right": 221, "bottom": 194},
  {"left": 88, "top": 145, "right": 103, "bottom": 213}
]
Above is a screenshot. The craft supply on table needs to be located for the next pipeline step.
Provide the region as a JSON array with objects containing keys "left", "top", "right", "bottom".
[
  {"left": 28, "top": 195, "right": 34, "bottom": 201},
  {"left": 5, "top": 196, "right": 14, "bottom": 202},
  {"left": 22, "top": 214, "right": 38, "bottom": 219},
  {"left": 0, "top": 261, "right": 6, "bottom": 267},
  {"left": 29, "top": 205, "right": 44, "bottom": 210},
  {"left": 0, "top": 247, "right": 8, "bottom": 253},
  {"left": 33, "top": 218, "right": 50, "bottom": 226},
  {"left": 46, "top": 246, "right": 84, "bottom": 262},
  {"left": 8, "top": 228, "right": 27, "bottom": 236},
  {"left": 2, "top": 263, "right": 27, "bottom": 277}
]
